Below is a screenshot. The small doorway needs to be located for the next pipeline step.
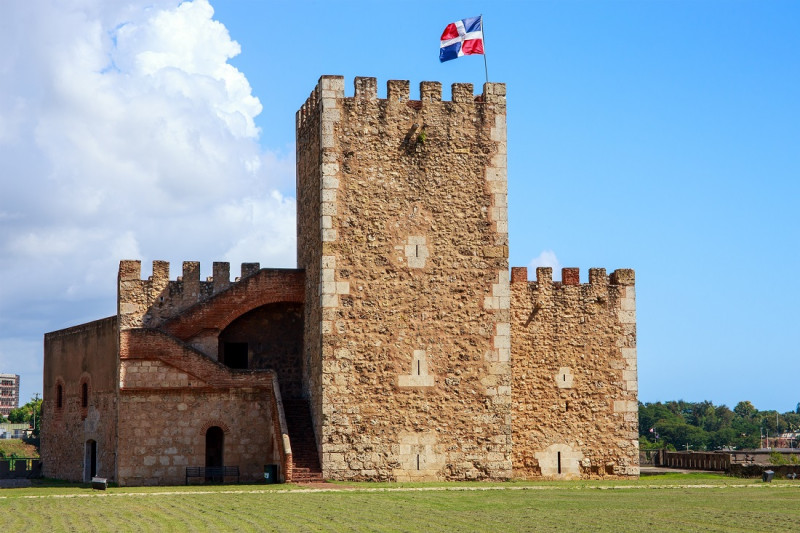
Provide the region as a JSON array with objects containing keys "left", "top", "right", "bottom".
[
  {"left": 84, "top": 440, "right": 97, "bottom": 481},
  {"left": 205, "top": 426, "right": 224, "bottom": 482}
]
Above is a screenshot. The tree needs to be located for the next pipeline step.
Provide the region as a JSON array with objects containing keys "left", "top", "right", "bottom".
[
  {"left": 7, "top": 395, "right": 42, "bottom": 436},
  {"left": 639, "top": 399, "right": 795, "bottom": 451},
  {"left": 714, "top": 405, "right": 735, "bottom": 430},
  {"left": 708, "top": 428, "right": 737, "bottom": 450},
  {"left": 734, "top": 401, "right": 757, "bottom": 419},
  {"left": 689, "top": 401, "right": 717, "bottom": 432},
  {"left": 7, "top": 407, "right": 27, "bottom": 423}
]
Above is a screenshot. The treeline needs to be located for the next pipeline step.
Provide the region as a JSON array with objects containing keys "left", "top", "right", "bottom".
[{"left": 639, "top": 400, "right": 800, "bottom": 451}]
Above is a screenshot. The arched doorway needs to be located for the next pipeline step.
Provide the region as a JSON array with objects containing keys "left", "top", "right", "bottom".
[
  {"left": 84, "top": 440, "right": 97, "bottom": 481},
  {"left": 205, "top": 426, "right": 224, "bottom": 481}
]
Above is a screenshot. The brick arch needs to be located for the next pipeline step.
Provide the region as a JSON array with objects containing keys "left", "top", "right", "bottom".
[
  {"left": 199, "top": 420, "right": 231, "bottom": 434},
  {"left": 163, "top": 269, "right": 305, "bottom": 340}
]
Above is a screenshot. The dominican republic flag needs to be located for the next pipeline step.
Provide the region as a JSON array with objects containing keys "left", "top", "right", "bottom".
[{"left": 439, "top": 15, "right": 484, "bottom": 62}]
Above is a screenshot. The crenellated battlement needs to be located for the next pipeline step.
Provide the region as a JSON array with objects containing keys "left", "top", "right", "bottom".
[
  {"left": 119, "top": 260, "right": 262, "bottom": 284},
  {"left": 296, "top": 76, "right": 506, "bottom": 130},
  {"left": 510, "top": 267, "right": 635, "bottom": 288},
  {"left": 117, "top": 260, "right": 264, "bottom": 330}
]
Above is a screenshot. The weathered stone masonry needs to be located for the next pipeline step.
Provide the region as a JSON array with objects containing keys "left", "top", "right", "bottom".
[
  {"left": 44, "top": 262, "right": 299, "bottom": 485},
  {"left": 42, "top": 318, "right": 117, "bottom": 483},
  {"left": 42, "top": 75, "right": 637, "bottom": 484},
  {"left": 297, "top": 77, "right": 512, "bottom": 480},
  {"left": 510, "top": 266, "right": 638, "bottom": 478}
]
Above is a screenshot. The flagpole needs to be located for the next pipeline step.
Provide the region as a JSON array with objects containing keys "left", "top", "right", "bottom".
[{"left": 481, "top": 14, "right": 489, "bottom": 83}]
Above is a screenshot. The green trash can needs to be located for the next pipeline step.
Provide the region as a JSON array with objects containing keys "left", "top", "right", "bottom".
[{"left": 264, "top": 464, "right": 278, "bottom": 484}]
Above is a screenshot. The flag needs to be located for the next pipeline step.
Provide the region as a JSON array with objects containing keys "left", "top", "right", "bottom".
[{"left": 439, "top": 16, "right": 484, "bottom": 62}]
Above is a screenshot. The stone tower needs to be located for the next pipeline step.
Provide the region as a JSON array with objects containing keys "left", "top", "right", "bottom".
[{"left": 296, "top": 76, "right": 512, "bottom": 480}]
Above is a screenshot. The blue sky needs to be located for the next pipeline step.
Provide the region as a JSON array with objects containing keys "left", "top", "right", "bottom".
[{"left": 1, "top": 0, "right": 798, "bottom": 412}]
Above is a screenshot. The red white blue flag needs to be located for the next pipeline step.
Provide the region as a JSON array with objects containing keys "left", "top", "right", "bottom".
[{"left": 439, "top": 16, "right": 484, "bottom": 62}]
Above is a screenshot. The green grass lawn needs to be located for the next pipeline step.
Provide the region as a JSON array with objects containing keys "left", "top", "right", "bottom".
[{"left": 1, "top": 474, "right": 798, "bottom": 532}]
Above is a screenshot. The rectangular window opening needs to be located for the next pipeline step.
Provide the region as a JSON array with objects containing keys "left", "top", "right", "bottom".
[
  {"left": 416, "top": 454, "right": 420, "bottom": 470},
  {"left": 223, "top": 342, "right": 249, "bottom": 369},
  {"left": 417, "top": 360, "right": 421, "bottom": 376},
  {"left": 557, "top": 451, "right": 562, "bottom": 474}
]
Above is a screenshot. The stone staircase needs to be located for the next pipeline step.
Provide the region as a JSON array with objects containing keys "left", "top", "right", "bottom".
[{"left": 282, "top": 398, "right": 324, "bottom": 483}]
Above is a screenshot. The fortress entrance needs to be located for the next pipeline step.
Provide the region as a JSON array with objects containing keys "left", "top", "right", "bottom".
[
  {"left": 205, "top": 426, "right": 224, "bottom": 481},
  {"left": 218, "top": 302, "right": 304, "bottom": 398},
  {"left": 84, "top": 439, "right": 97, "bottom": 482}
]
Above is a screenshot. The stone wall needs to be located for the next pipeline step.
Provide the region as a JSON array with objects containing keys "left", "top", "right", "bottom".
[
  {"left": 295, "top": 75, "right": 328, "bottom": 457},
  {"left": 117, "top": 328, "right": 282, "bottom": 485},
  {"left": 42, "top": 317, "right": 118, "bottom": 482},
  {"left": 296, "top": 76, "right": 511, "bottom": 481},
  {"left": 117, "top": 389, "right": 277, "bottom": 486},
  {"left": 511, "top": 267, "right": 639, "bottom": 479}
]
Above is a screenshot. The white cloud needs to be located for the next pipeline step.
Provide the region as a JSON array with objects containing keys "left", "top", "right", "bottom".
[
  {"left": 0, "top": 0, "right": 295, "bottom": 401},
  {"left": 528, "top": 250, "right": 562, "bottom": 274}
]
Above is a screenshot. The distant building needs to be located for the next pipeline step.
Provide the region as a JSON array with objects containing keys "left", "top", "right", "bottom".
[
  {"left": 774, "top": 432, "right": 800, "bottom": 449},
  {"left": 0, "top": 374, "right": 20, "bottom": 417},
  {"left": 0, "top": 423, "right": 30, "bottom": 439}
]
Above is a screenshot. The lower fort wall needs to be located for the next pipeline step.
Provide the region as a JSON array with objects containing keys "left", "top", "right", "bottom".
[
  {"left": 511, "top": 267, "right": 639, "bottom": 479},
  {"left": 42, "top": 317, "right": 118, "bottom": 482},
  {"left": 117, "top": 329, "right": 282, "bottom": 486},
  {"left": 116, "top": 388, "right": 278, "bottom": 486}
]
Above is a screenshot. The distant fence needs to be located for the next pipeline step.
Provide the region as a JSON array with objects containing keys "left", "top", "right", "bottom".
[
  {"left": 0, "top": 458, "right": 42, "bottom": 479},
  {"left": 640, "top": 449, "right": 800, "bottom": 478},
  {"left": 640, "top": 450, "right": 729, "bottom": 471},
  {"left": 660, "top": 451, "right": 730, "bottom": 471}
]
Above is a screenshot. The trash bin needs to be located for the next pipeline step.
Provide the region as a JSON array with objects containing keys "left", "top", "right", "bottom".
[
  {"left": 264, "top": 464, "right": 278, "bottom": 484},
  {"left": 762, "top": 470, "right": 774, "bottom": 483},
  {"left": 91, "top": 477, "right": 108, "bottom": 490}
]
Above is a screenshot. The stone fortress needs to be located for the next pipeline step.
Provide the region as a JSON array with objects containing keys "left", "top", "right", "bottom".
[{"left": 42, "top": 76, "right": 638, "bottom": 485}]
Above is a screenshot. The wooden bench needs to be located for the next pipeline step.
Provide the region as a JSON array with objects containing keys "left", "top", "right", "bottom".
[{"left": 185, "top": 466, "right": 239, "bottom": 485}]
